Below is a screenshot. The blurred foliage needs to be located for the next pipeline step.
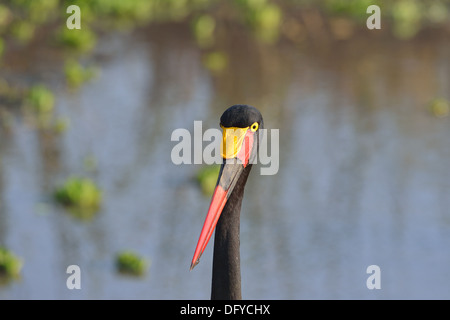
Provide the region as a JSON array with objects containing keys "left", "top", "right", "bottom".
[
  {"left": 0, "top": 0, "right": 448, "bottom": 54},
  {"left": 0, "top": 0, "right": 448, "bottom": 81},
  {"left": 116, "top": 250, "right": 149, "bottom": 276},
  {"left": 235, "top": 0, "right": 283, "bottom": 44},
  {"left": 26, "top": 84, "right": 55, "bottom": 127},
  {"left": 192, "top": 14, "right": 216, "bottom": 48},
  {"left": 203, "top": 51, "right": 228, "bottom": 74},
  {"left": 54, "top": 176, "right": 102, "bottom": 220},
  {"left": 0, "top": 247, "right": 23, "bottom": 284},
  {"left": 56, "top": 26, "right": 96, "bottom": 53},
  {"left": 391, "top": 0, "right": 425, "bottom": 39},
  {"left": 25, "top": 84, "right": 69, "bottom": 132},
  {"left": 429, "top": 98, "right": 449, "bottom": 118},
  {"left": 322, "top": 0, "right": 375, "bottom": 18},
  {"left": 64, "top": 59, "right": 98, "bottom": 89},
  {"left": 0, "top": 0, "right": 449, "bottom": 127},
  {"left": 196, "top": 165, "right": 220, "bottom": 196},
  {"left": 27, "top": 84, "right": 54, "bottom": 115},
  {"left": 52, "top": 116, "right": 70, "bottom": 133}
]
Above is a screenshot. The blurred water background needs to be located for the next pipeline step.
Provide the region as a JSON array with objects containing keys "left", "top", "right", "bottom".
[{"left": 0, "top": 0, "right": 449, "bottom": 299}]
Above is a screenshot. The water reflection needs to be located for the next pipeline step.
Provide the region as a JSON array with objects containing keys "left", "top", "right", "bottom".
[{"left": 0, "top": 25, "right": 449, "bottom": 299}]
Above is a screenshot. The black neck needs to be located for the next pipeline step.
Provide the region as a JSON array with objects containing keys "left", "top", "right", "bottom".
[{"left": 211, "top": 165, "right": 252, "bottom": 300}]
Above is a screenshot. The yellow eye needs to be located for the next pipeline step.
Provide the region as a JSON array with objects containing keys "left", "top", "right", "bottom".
[{"left": 250, "top": 122, "right": 259, "bottom": 132}]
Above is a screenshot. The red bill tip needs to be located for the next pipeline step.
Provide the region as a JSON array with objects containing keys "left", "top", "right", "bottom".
[{"left": 190, "top": 185, "right": 228, "bottom": 270}]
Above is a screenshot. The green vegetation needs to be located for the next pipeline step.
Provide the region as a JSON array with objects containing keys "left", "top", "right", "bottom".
[
  {"left": 25, "top": 84, "right": 70, "bottom": 132},
  {"left": 26, "top": 84, "right": 55, "bottom": 128},
  {"left": 56, "top": 27, "right": 97, "bottom": 53},
  {"left": 0, "top": 0, "right": 448, "bottom": 114},
  {"left": 116, "top": 250, "right": 149, "bottom": 276},
  {"left": 192, "top": 14, "right": 216, "bottom": 48},
  {"left": 429, "top": 98, "right": 449, "bottom": 118},
  {"left": 52, "top": 116, "right": 71, "bottom": 134},
  {"left": 54, "top": 176, "right": 102, "bottom": 219},
  {"left": 236, "top": 0, "right": 283, "bottom": 44},
  {"left": 64, "top": 59, "right": 98, "bottom": 89},
  {"left": 203, "top": 51, "right": 228, "bottom": 74},
  {"left": 27, "top": 84, "right": 55, "bottom": 115},
  {"left": 0, "top": 0, "right": 447, "bottom": 55},
  {"left": 0, "top": 247, "right": 23, "bottom": 283},
  {"left": 196, "top": 165, "right": 220, "bottom": 196}
]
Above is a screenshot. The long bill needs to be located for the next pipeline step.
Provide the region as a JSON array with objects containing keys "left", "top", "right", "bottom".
[{"left": 190, "top": 162, "right": 245, "bottom": 270}]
